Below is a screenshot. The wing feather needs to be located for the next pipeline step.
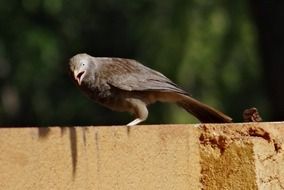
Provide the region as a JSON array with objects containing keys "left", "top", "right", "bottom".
[{"left": 94, "top": 58, "right": 188, "bottom": 95}]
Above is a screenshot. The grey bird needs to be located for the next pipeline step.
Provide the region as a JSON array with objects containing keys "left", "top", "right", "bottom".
[{"left": 69, "top": 53, "right": 232, "bottom": 126}]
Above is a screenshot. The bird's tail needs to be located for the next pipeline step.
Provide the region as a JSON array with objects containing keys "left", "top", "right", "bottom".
[{"left": 176, "top": 95, "right": 232, "bottom": 123}]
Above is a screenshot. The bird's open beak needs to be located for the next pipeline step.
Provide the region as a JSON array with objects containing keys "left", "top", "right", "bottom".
[{"left": 74, "top": 71, "right": 85, "bottom": 85}]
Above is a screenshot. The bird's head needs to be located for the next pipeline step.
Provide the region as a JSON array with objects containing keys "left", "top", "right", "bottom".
[{"left": 69, "top": 53, "right": 94, "bottom": 86}]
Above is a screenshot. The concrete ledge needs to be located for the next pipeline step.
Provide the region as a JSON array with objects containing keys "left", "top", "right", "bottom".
[{"left": 0, "top": 123, "right": 283, "bottom": 190}]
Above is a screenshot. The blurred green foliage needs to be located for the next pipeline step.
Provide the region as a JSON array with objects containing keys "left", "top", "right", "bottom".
[{"left": 0, "top": 0, "right": 269, "bottom": 126}]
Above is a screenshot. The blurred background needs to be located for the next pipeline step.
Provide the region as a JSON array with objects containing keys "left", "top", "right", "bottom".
[{"left": 0, "top": 0, "right": 283, "bottom": 126}]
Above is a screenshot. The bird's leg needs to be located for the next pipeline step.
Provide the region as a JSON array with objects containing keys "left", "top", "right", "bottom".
[{"left": 126, "top": 99, "right": 148, "bottom": 126}]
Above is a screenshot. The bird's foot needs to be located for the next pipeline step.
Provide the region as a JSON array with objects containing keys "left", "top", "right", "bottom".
[{"left": 126, "top": 118, "right": 144, "bottom": 126}]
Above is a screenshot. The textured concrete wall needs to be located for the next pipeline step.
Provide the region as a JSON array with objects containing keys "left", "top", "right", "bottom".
[{"left": 0, "top": 123, "right": 283, "bottom": 190}]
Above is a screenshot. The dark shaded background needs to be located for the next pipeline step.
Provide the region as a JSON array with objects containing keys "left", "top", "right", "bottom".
[{"left": 0, "top": 0, "right": 283, "bottom": 126}]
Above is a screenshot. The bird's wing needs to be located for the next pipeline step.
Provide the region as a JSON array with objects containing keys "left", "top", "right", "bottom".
[{"left": 94, "top": 58, "right": 188, "bottom": 94}]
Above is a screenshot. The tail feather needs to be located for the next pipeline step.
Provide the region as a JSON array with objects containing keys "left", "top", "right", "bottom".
[{"left": 177, "top": 96, "right": 232, "bottom": 123}]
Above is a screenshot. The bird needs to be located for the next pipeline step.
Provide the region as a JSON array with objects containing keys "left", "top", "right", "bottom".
[{"left": 69, "top": 53, "right": 232, "bottom": 126}]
